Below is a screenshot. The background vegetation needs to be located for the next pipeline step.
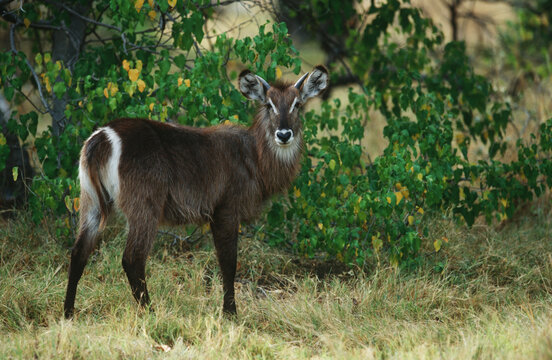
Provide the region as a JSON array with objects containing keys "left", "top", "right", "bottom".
[{"left": 1, "top": 0, "right": 552, "bottom": 358}]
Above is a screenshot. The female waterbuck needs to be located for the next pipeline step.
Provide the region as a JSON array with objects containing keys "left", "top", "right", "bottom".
[{"left": 64, "top": 65, "right": 329, "bottom": 318}]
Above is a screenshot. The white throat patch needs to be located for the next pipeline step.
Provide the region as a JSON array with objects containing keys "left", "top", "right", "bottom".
[{"left": 266, "top": 128, "right": 301, "bottom": 163}]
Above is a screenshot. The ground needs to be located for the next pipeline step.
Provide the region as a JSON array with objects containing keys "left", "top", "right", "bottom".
[{"left": 1, "top": 197, "right": 552, "bottom": 359}]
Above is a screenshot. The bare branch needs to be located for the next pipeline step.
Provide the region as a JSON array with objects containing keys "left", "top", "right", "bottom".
[{"left": 9, "top": 23, "right": 53, "bottom": 116}]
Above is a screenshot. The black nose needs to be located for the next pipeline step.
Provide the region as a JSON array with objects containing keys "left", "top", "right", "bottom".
[{"left": 276, "top": 130, "right": 292, "bottom": 143}]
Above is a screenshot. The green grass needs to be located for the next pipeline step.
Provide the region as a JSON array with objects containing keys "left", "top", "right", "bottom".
[{"left": 1, "top": 201, "right": 552, "bottom": 359}]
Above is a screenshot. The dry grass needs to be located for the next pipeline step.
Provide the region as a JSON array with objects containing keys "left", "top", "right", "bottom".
[{"left": 1, "top": 201, "right": 552, "bottom": 359}]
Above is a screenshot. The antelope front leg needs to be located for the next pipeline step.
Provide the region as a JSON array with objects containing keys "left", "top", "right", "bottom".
[{"left": 210, "top": 212, "right": 239, "bottom": 315}]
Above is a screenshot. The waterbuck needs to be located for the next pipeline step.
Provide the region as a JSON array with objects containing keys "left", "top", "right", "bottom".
[{"left": 63, "top": 65, "right": 329, "bottom": 318}]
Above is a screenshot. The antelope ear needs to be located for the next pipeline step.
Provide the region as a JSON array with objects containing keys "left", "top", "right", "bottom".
[
  {"left": 299, "top": 65, "right": 329, "bottom": 102},
  {"left": 238, "top": 70, "right": 269, "bottom": 102}
]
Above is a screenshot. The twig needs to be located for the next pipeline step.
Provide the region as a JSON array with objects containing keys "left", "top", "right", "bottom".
[
  {"left": 4, "top": 78, "right": 47, "bottom": 114},
  {"left": 193, "top": 38, "right": 203, "bottom": 57},
  {"left": 199, "top": 0, "right": 243, "bottom": 9}
]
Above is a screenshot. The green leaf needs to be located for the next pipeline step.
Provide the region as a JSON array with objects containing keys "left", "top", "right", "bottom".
[{"left": 53, "top": 82, "right": 66, "bottom": 99}]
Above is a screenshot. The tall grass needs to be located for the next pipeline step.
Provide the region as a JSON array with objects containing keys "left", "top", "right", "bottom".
[{"left": 1, "top": 200, "right": 552, "bottom": 359}]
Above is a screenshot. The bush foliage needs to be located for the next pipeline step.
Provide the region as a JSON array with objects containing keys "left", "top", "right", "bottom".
[{"left": 1, "top": 0, "right": 551, "bottom": 266}]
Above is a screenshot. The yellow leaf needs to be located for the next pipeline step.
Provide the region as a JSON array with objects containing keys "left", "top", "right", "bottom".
[
  {"left": 44, "top": 53, "right": 51, "bottom": 64},
  {"left": 459, "top": 188, "right": 465, "bottom": 201},
  {"left": 455, "top": 133, "right": 465, "bottom": 145},
  {"left": 0, "top": 134, "right": 6, "bottom": 146},
  {"left": 135, "top": 0, "right": 145, "bottom": 12},
  {"left": 408, "top": 215, "right": 414, "bottom": 225},
  {"left": 73, "top": 197, "right": 80, "bottom": 212},
  {"left": 110, "top": 84, "right": 118, "bottom": 97},
  {"left": 417, "top": 173, "right": 423, "bottom": 181},
  {"left": 103, "top": 88, "right": 109, "bottom": 98},
  {"left": 318, "top": 223, "right": 324, "bottom": 231},
  {"left": 401, "top": 188, "right": 409, "bottom": 199},
  {"left": 149, "top": 103, "right": 154, "bottom": 111},
  {"left": 329, "top": 159, "right": 336, "bottom": 171},
  {"left": 372, "top": 235, "right": 382, "bottom": 252},
  {"left": 233, "top": 115, "right": 238, "bottom": 120},
  {"left": 184, "top": 78, "right": 190, "bottom": 87},
  {"left": 294, "top": 187, "right": 301, "bottom": 198},
  {"left": 44, "top": 77, "right": 51, "bottom": 93},
  {"left": 394, "top": 191, "right": 403, "bottom": 205},
  {"left": 12, "top": 167, "right": 18, "bottom": 182},
  {"left": 168, "top": 0, "right": 177, "bottom": 7},
  {"left": 500, "top": 198, "right": 508, "bottom": 208},
  {"left": 417, "top": 207, "right": 424, "bottom": 215},
  {"left": 275, "top": 67, "right": 282, "bottom": 80},
  {"left": 148, "top": 0, "right": 154, "bottom": 7},
  {"left": 483, "top": 190, "right": 490, "bottom": 200},
  {"left": 386, "top": 196, "right": 391, "bottom": 204},
  {"left": 148, "top": 10, "right": 156, "bottom": 20},
  {"left": 64, "top": 195, "right": 72, "bottom": 213},
  {"left": 178, "top": 77, "right": 183, "bottom": 86},
  {"left": 224, "top": 120, "right": 232, "bottom": 125},
  {"left": 321, "top": 192, "right": 326, "bottom": 198},
  {"left": 128, "top": 69, "right": 140, "bottom": 82},
  {"left": 24, "top": 18, "right": 31, "bottom": 29},
  {"left": 137, "top": 79, "right": 146, "bottom": 92},
  {"left": 123, "top": 59, "right": 130, "bottom": 72},
  {"left": 136, "top": 60, "right": 143, "bottom": 72},
  {"left": 433, "top": 238, "right": 442, "bottom": 252},
  {"left": 395, "top": 182, "right": 402, "bottom": 190}
]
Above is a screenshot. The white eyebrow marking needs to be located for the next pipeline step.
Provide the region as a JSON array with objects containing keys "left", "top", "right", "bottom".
[
  {"left": 289, "top": 96, "right": 298, "bottom": 114},
  {"left": 268, "top": 98, "right": 279, "bottom": 115}
]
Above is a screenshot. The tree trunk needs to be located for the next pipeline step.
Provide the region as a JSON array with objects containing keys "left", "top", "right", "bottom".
[{"left": 50, "top": 5, "right": 89, "bottom": 137}]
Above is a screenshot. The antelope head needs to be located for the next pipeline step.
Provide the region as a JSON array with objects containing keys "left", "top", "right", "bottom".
[{"left": 239, "top": 65, "right": 329, "bottom": 155}]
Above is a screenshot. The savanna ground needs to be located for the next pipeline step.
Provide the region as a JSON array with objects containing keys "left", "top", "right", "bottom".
[{"left": 1, "top": 195, "right": 552, "bottom": 359}]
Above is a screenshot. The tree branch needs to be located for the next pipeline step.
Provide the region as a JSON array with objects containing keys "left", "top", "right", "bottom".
[
  {"left": 199, "top": 0, "right": 244, "bottom": 9},
  {"left": 9, "top": 23, "right": 53, "bottom": 116},
  {"left": 41, "top": 0, "right": 122, "bottom": 32}
]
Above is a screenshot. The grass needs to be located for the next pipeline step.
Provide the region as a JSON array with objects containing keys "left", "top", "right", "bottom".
[{"left": 1, "top": 200, "right": 552, "bottom": 359}]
